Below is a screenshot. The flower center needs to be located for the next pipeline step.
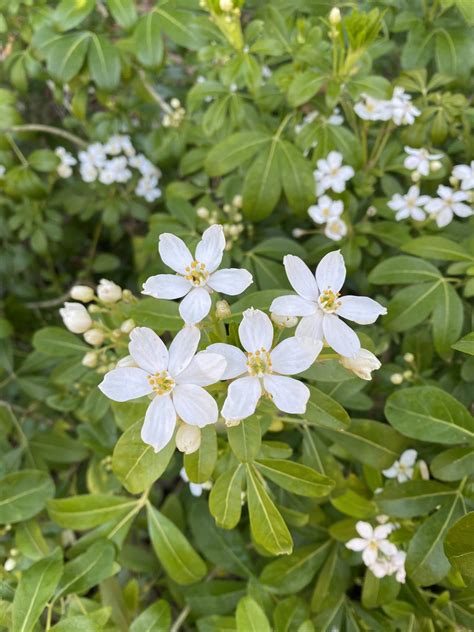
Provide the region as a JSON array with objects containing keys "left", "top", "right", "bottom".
[
  {"left": 322, "top": 207, "right": 330, "bottom": 217},
  {"left": 184, "top": 260, "right": 209, "bottom": 287},
  {"left": 147, "top": 371, "right": 175, "bottom": 395},
  {"left": 319, "top": 289, "right": 341, "bottom": 313},
  {"left": 247, "top": 348, "right": 272, "bottom": 377},
  {"left": 330, "top": 167, "right": 339, "bottom": 176}
]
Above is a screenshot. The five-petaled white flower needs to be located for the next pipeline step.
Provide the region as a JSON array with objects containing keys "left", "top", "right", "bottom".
[
  {"left": 207, "top": 308, "right": 322, "bottom": 425},
  {"left": 403, "top": 146, "right": 443, "bottom": 177},
  {"left": 346, "top": 521, "right": 397, "bottom": 567},
  {"left": 99, "top": 326, "right": 226, "bottom": 452},
  {"left": 354, "top": 94, "right": 391, "bottom": 121},
  {"left": 390, "top": 87, "right": 420, "bottom": 126},
  {"left": 382, "top": 449, "right": 417, "bottom": 482},
  {"left": 313, "top": 151, "right": 354, "bottom": 195},
  {"left": 387, "top": 185, "right": 431, "bottom": 221},
  {"left": 270, "top": 251, "right": 387, "bottom": 358},
  {"left": 324, "top": 217, "right": 348, "bottom": 242},
  {"left": 453, "top": 161, "right": 474, "bottom": 190},
  {"left": 425, "top": 185, "right": 472, "bottom": 228},
  {"left": 308, "top": 195, "right": 344, "bottom": 225},
  {"left": 142, "top": 225, "right": 253, "bottom": 325}
]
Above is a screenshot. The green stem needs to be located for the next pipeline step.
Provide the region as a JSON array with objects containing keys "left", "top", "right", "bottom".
[
  {"left": 3, "top": 125, "right": 87, "bottom": 147},
  {"left": 139, "top": 70, "right": 173, "bottom": 115},
  {"left": 6, "top": 133, "right": 28, "bottom": 166}
]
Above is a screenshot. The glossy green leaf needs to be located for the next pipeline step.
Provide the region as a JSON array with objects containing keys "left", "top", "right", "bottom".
[
  {"left": 401, "top": 236, "right": 474, "bottom": 262},
  {"left": 432, "top": 282, "right": 464, "bottom": 357},
  {"left": 430, "top": 447, "right": 474, "bottom": 481},
  {"left": 134, "top": 13, "right": 164, "bottom": 68},
  {"left": 184, "top": 425, "right": 217, "bottom": 483},
  {"left": 129, "top": 600, "right": 171, "bottom": 632},
  {"left": 279, "top": 140, "right": 315, "bottom": 214},
  {"left": 452, "top": 332, "right": 474, "bottom": 355},
  {"left": 0, "top": 470, "right": 54, "bottom": 524},
  {"left": 369, "top": 256, "right": 442, "bottom": 285},
  {"left": 227, "top": 416, "right": 261, "bottom": 462},
  {"left": 209, "top": 465, "right": 244, "bottom": 529},
  {"left": 384, "top": 282, "right": 441, "bottom": 332},
  {"left": 205, "top": 132, "right": 270, "bottom": 177},
  {"left": 377, "top": 480, "right": 456, "bottom": 518},
  {"left": 106, "top": 0, "right": 137, "bottom": 29},
  {"left": 54, "top": 0, "right": 95, "bottom": 30},
  {"left": 33, "top": 327, "right": 88, "bottom": 356},
  {"left": 305, "top": 385, "right": 350, "bottom": 430},
  {"left": 57, "top": 540, "right": 117, "bottom": 596},
  {"left": 444, "top": 511, "right": 474, "bottom": 579},
  {"left": 242, "top": 144, "right": 282, "bottom": 221},
  {"left": 47, "top": 494, "right": 138, "bottom": 529},
  {"left": 236, "top": 596, "right": 271, "bottom": 632},
  {"left": 88, "top": 34, "right": 121, "bottom": 90},
  {"left": 45, "top": 32, "right": 90, "bottom": 83},
  {"left": 255, "top": 459, "right": 334, "bottom": 497}
]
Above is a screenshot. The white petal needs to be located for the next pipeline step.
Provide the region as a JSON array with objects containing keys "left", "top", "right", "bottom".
[
  {"left": 362, "top": 547, "right": 378, "bottom": 567},
  {"left": 316, "top": 250, "right": 346, "bottom": 293},
  {"left": 141, "top": 395, "right": 176, "bottom": 452},
  {"left": 283, "top": 255, "right": 319, "bottom": 301},
  {"left": 172, "top": 384, "right": 218, "bottom": 427},
  {"left": 128, "top": 327, "right": 169, "bottom": 374},
  {"left": 195, "top": 224, "right": 225, "bottom": 272},
  {"left": 453, "top": 202, "right": 473, "bottom": 218},
  {"left": 239, "top": 308, "right": 273, "bottom": 352},
  {"left": 99, "top": 367, "right": 152, "bottom": 402},
  {"left": 296, "top": 312, "right": 324, "bottom": 341},
  {"left": 207, "top": 268, "right": 253, "bottom": 295},
  {"left": 179, "top": 287, "right": 212, "bottom": 325},
  {"left": 189, "top": 483, "right": 203, "bottom": 497},
  {"left": 221, "top": 376, "right": 261, "bottom": 422},
  {"left": 379, "top": 540, "right": 397, "bottom": 557},
  {"left": 159, "top": 233, "right": 193, "bottom": 274},
  {"left": 142, "top": 274, "right": 190, "bottom": 299},
  {"left": 382, "top": 464, "right": 398, "bottom": 478},
  {"left": 168, "top": 325, "right": 200, "bottom": 377},
  {"left": 435, "top": 208, "right": 453, "bottom": 228},
  {"left": 270, "top": 294, "right": 317, "bottom": 317},
  {"left": 337, "top": 295, "right": 387, "bottom": 325},
  {"left": 263, "top": 375, "right": 309, "bottom": 414},
  {"left": 323, "top": 314, "right": 360, "bottom": 358},
  {"left": 175, "top": 351, "right": 226, "bottom": 386},
  {"left": 206, "top": 343, "right": 247, "bottom": 379},
  {"left": 400, "top": 449, "right": 417, "bottom": 466},
  {"left": 346, "top": 538, "right": 368, "bottom": 552},
  {"left": 356, "top": 521, "right": 373, "bottom": 539},
  {"left": 270, "top": 337, "right": 322, "bottom": 375},
  {"left": 374, "top": 525, "right": 394, "bottom": 541}
]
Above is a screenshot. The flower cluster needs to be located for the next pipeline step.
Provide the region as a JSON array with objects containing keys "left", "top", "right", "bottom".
[
  {"left": 383, "top": 449, "right": 429, "bottom": 482},
  {"left": 354, "top": 87, "right": 420, "bottom": 126},
  {"left": 346, "top": 520, "right": 406, "bottom": 583},
  {"left": 307, "top": 194, "right": 347, "bottom": 241},
  {"left": 55, "top": 146, "right": 77, "bottom": 178},
  {"left": 196, "top": 195, "right": 246, "bottom": 247},
  {"left": 403, "top": 146, "right": 443, "bottom": 180},
  {"left": 162, "top": 98, "right": 186, "bottom": 128}
]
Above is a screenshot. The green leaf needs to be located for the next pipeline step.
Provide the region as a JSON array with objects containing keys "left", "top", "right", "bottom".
[
  {"left": 305, "top": 385, "right": 350, "bottom": 430},
  {"left": 384, "top": 281, "right": 441, "bottom": 332},
  {"left": 205, "top": 132, "right": 270, "bottom": 177},
  {"left": 106, "top": 0, "right": 137, "bottom": 29},
  {"left": 242, "top": 144, "right": 282, "bottom": 221},
  {"left": 47, "top": 494, "right": 138, "bottom": 529},
  {"left": 385, "top": 386, "right": 474, "bottom": 445},
  {"left": 57, "top": 540, "right": 117, "bottom": 596},
  {"left": 33, "top": 327, "right": 88, "bottom": 357},
  {"left": 112, "top": 421, "right": 175, "bottom": 493},
  {"left": 129, "top": 600, "right": 171, "bottom": 632},
  {"left": 255, "top": 459, "right": 334, "bottom": 497},
  {"left": 88, "top": 34, "right": 121, "bottom": 90},
  {"left": 12, "top": 549, "right": 63, "bottom": 632},
  {"left": 406, "top": 494, "right": 464, "bottom": 585},
  {"left": 45, "top": 32, "right": 90, "bottom": 83},
  {"left": 376, "top": 481, "right": 456, "bottom": 518},
  {"left": 209, "top": 465, "right": 244, "bottom": 530},
  {"left": 455, "top": 0, "right": 474, "bottom": 24},
  {"left": 452, "top": 332, "right": 474, "bottom": 355},
  {"left": 147, "top": 503, "right": 206, "bottom": 585},
  {"left": 287, "top": 71, "right": 325, "bottom": 107},
  {"left": 431, "top": 447, "right": 474, "bottom": 481},
  {"left": 369, "top": 256, "right": 442, "bottom": 284},
  {"left": 131, "top": 298, "right": 182, "bottom": 332},
  {"left": 184, "top": 425, "right": 217, "bottom": 483},
  {"left": 227, "top": 416, "right": 261, "bottom": 462},
  {"left": 245, "top": 464, "right": 293, "bottom": 555},
  {"left": 444, "top": 511, "right": 474, "bottom": 579},
  {"left": 0, "top": 470, "right": 54, "bottom": 524},
  {"left": 134, "top": 13, "right": 164, "bottom": 68},
  {"left": 311, "top": 545, "right": 350, "bottom": 614},
  {"left": 54, "top": 0, "right": 95, "bottom": 30},
  {"left": 28, "top": 149, "right": 59, "bottom": 173},
  {"left": 279, "top": 141, "right": 315, "bottom": 214},
  {"left": 361, "top": 571, "right": 400, "bottom": 609},
  {"left": 153, "top": 5, "right": 207, "bottom": 50},
  {"left": 401, "top": 236, "right": 474, "bottom": 262},
  {"left": 432, "top": 282, "right": 464, "bottom": 357},
  {"left": 236, "top": 597, "right": 271, "bottom": 632}
]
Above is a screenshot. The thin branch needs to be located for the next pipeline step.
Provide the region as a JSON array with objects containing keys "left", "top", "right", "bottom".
[
  {"left": 2, "top": 125, "right": 87, "bottom": 148},
  {"left": 139, "top": 70, "right": 173, "bottom": 115}
]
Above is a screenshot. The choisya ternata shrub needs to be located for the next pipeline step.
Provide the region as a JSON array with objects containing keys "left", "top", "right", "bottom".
[{"left": 0, "top": 0, "right": 474, "bottom": 630}]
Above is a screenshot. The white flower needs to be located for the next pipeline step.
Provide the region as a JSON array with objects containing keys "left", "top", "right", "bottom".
[
  {"left": 135, "top": 175, "right": 162, "bottom": 202},
  {"left": 452, "top": 161, "right": 474, "bottom": 190},
  {"left": 324, "top": 217, "right": 347, "bottom": 241},
  {"left": 142, "top": 225, "right": 253, "bottom": 325},
  {"left": 104, "top": 134, "right": 135, "bottom": 157},
  {"left": 60, "top": 302, "right": 92, "bottom": 334},
  {"left": 313, "top": 151, "right": 354, "bottom": 195},
  {"left": 387, "top": 185, "right": 431, "bottom": 221},
  {"left": 329, "top": 7, "right": 341, "bottom": 25},
  {"left": 354, "top": 94, "right": 391, "bottom": 121},
  {"left": 55, "top": 146, "right": 77, "bottom": 178},
  {"left": 340, "top": 348, "right": 381, "bottom": 380},
  {"left": 425, "top": 185, "right": 472, "bottom": 228},
  {"left": 261, "top": 65, "right": 272, "bottom": 79},
  {"left": 207, "top": 308, "right": 322, "bottom": 424},
  {"left": 346, "top": 521, "right": 397, "bottom": 567},
  {"left": 179, "top": 467, "right": 212, "bottom": 497},
  {"left": 390, "top": 87, "right": 420, "bottom": 126},
  {"left": 383, "top": 449, "right": 417, "bottom": 482},
  {"left": 79, "top": 161, "right": 98, "bottom": 183},
  {"left": 270, "top": 252, "right": 387, "bottom": 358},
  {"left": 328, "top": 107, "right": 343, "bottom": 126},
  {"left": 99, "top": 326, "right": 226, "bottom": 452},
  {"left": 129, "top": 153, "right": 160, "bottom": 177},
  {"left": 308, "top": 195, "right": 343, "bottom": 225},
  {"left": 0, "top": 165, "right": 5, "bottom": 177},
  {"left": 99, "top": 157, "right": 132, "bottom": 184},
  {"left": 70, "top": 285, "right": 95, "bottom": 302},
  {"left": 57, "top": 164, "right": 73, "bottom": 178},
  {"left": 79, "top": 143, "right": 107, "bottom": 168},
  {"left": 403, "top": 146, "right": 443, "bottom": 177},
  {"left": 97, "top": 279, "right": 122, "bottom": 303}
]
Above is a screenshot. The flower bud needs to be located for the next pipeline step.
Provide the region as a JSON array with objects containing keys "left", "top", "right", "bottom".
[
  {"left": 403, "top": 352, "right": 414, "bottom": 363},
  {"left": 430, "top": 160, "right": 442, "bottom": 172},
  {"left": 367, "top": 205, "right": 377, "bottom": 217},
  {"left": 340, "top": 348, "right": 381, "bottom": 381},
  {"left": 403, "top": 370, "right": 413, "bottom": 379},
  {"left": 271, "top": 313, "right": 298, "bottom": 329},
  {"left": 232, "top": 194, "right": 243, "bottom": 208},
  {"left": 170, "top": 97, "right": 181, "bottom": 109},
  {"left": 84, "top": 328, "right": 105, "bottom": 346},
  {"left": 329, "top": 7, "right": 341, "bottom": 25},
  {"left": 82, "top": 351, "right": 98, "bottom": 368},
  {"left": 411, "top": 170, "right": 421, "bottom": 183},
  {"left": 4, "top": 558, "right": 16, "bottom": 572},
  {"left": 449, "top": 176, "right": 459, "bottom": 187},
  {"left": 197, "top": 206, "right": 209, "bottom": 219},
  {"left": 176, "top": 424, "right": 201, "bottom": 454},
  {"left": 292, "top": 228, "right": 306, "bottom": 238},
  {"left": 216, "top": 299, "right": 231, "bottom": 319},
  {"left": 70, "top": 285, "right": 94, "bottom": 302},
  {"left": 120, "top": 319, "right": 135, "bottom": 334},
  {"left": 121, "top": 289, "right": 133, "bottom": 302},
  {"left": 97, "top": 279, "right": 122, "bottom": 303},
  {"left": 223, "top": 204, "right": 232, "bottom": 214},
  {"left": 390, "top": 373, "right": 404, "bottom": 385},
  {"left": 418, "top": 460, "right": 430, "bottom": 480},
  {"left": 225, "top": 417, "right": 241, "bottom": 427},
  {"left": 219, "top": 0, "right": 233, "bottom": 11},
  {"left": 60, "top": 302, "right": 92, "bottom": 334},
  {"left": 269, "top": 418, "right": 284, "bottom": 432}
]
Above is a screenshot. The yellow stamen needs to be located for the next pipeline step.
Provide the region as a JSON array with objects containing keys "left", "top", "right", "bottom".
[
  {"left": 247, "top": 347, "right": 272, "bottom": 377},
  {"left": 147, "top": 371, "right": 175, "bottom": 395}
]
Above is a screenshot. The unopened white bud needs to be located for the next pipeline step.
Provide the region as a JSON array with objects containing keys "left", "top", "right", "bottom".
[
  {"left": 271, "top": 313, "right": 298, "bottom": 329},
  {"left": 170, "top": 98, "right": 181, "bottom": 109},
  {"left": 403, "top": 370, "right": 413, "bottom": 379},
  {"left": 367, "top": 206, "right": 377, "bottom": 217},
  {"left": 97, "top": 279, "right": 122, "bottom": 303},
  {"left": 82, "top": 351, "right": 98, "bottom": 368},
  {"left": 84, "top": 328, "right": 105, "bottom": 346},
  {"left": 70, "top": 285, "right": 95, "bottom": 302},
  {"left": 60, "top": 302, "right": 92, "bottom": 334},
  {"left": 430, "top": 160, "right": 442, "bottom": 172},
  {"left": 216, "top": 299, "right": 232, "bottom": 319},
  {"left": 411, "top": 170, "right": 421, "bottom": 183},
  {"left": 219, "top": 0, "right": 233, "bottom": 11},
  {"left": 176, "top": 424, "right": 201, "bottom": 454},
  {"left": 223, "top": 204, "right": 232, "bottom": 214},
  {"left": 449, "top": 176, "right": 459, "bottom": 187},
  {"left": 329, "top": 7, "right": 341, "bottom": 25},
  {"left": 197, "top": 206, "right": 209, "bottom": 219},
  {"left": 418, "top": 460, "right": 430, "bottom": 480},
  {"left": 225, "top": 417, "right": 241, "bottom": 427},
  {"left": 120, "top": 319, "right": 135, "bottom": 334},
  {"left": 232, "top": 194, "right": 243, "bottom": 208},
  {"left": 390, "top": 373, "right": 404, "bottom": 385},
  {"left": 4, "top": 558, "right": 16, "bottom": 572},
  {"left": 403, "top": 352, "right": 414, "bottom": 363},
  {"left": 340, "top": 348, "right": 381, "bottom": 381},
  {"left": 292, "top": 228, "right": 306, "bottom": 238}
]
